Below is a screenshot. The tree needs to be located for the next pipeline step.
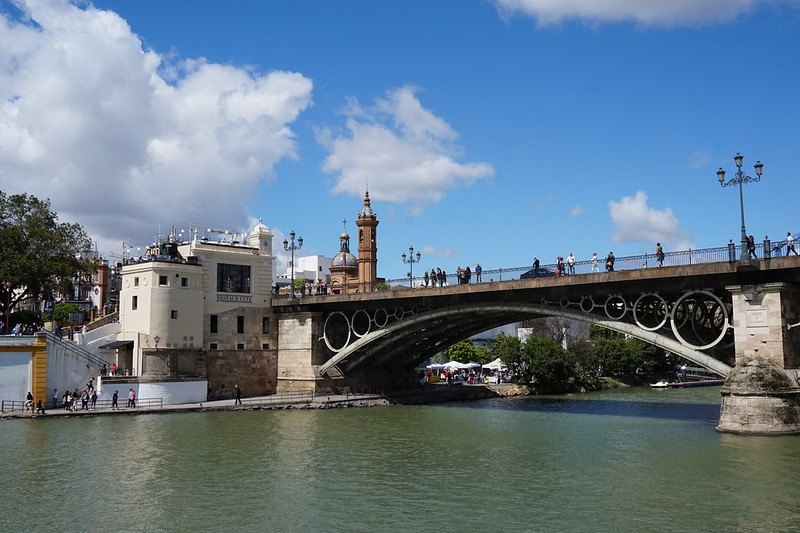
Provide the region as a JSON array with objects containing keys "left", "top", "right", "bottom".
[
  {"left": 0, "top": 192, "right": 93, "bottom": 317},
  {"left": 492, "top": 332, "right": 522, "bottom": 364},
  {"left": 43, "top": 302, "right": 85, "bottom": 324},
  {"left": 442, "top": 338, "right": 489, "bottom": 363},
  {"left": 593, "top": 337, "right": 667, "bottom": 377},
  {"left": 523, "top": 336, "right": 579, "bottom": 387}
]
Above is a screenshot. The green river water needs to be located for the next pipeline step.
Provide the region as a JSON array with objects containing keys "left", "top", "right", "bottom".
[{"left": 1, "top": 386, "right": 799, "bottom": 532}]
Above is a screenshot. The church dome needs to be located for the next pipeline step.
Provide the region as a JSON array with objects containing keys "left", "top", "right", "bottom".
[{"left": 331, "top": 251, "right": 358, "bottom": 268}]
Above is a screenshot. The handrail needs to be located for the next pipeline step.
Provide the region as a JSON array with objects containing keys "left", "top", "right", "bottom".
[
  {"left": 1, "top": 400, "right": 26, "bottom": 413},
  {"left": 385, "top": 233, "right": 800, "bottom": 285},
  {"left": 38, "top": 331, "right": 111, "bottom": 367},
  {"left": 3, "top": 397, "right": 163, "bottom": 413}
]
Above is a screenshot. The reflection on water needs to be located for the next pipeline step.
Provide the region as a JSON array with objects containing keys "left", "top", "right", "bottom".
[{"left": 1, "top": 386, "right": 798, "bottom": 532}]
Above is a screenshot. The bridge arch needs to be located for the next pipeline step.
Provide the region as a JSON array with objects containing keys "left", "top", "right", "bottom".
[{"left": 319, "top": 302, "right": 732, "bottom": 377}]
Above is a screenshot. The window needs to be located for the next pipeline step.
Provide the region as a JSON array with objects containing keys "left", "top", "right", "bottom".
[
  {"left": 209, "top": 342, "right": 218, "bottom": 350},
  {"left": 236, "top": 343, "right": 245, "bottom": 350},
  {"left": 262, "top": 317, "right": 270, "bottom": 334},
  {"left": 217, "top": 263, "right": 251, "bottom": 293},
  {"left": 237, "top": 316, "right": 244, "bottom": 334},
  {"left": 210, "top": 315, "right": 218, "bottom": 334},
  {"left": 181, "top": 277, "right": 188, "bottom": 287},
  {"left": 171, "top": 310, "right": 178, "bottom": 319},
  {"left": 134, "top": 277, "right": 139, "bottom": 287},
  {"left": 262, "top": 343, "right": 269, "bottom": 350},
  {"left": 131, "top": 295, "right": 138, "bottom": 310},
  {"left": 159, "top": 275, "right": 168, "bottom": 286}
]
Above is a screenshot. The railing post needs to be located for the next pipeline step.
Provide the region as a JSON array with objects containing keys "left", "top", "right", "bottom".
[
  {"left": 728, "top": 240, "right": 736, "bottom": 262},
  {"left": 499, "top": 268, "right": 503, "bottom": 281},
  {"left": 764, "top": 236, "right": 771, "bottom": 259}
]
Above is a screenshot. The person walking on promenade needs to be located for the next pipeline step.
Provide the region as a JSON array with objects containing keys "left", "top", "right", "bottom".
[
  {"left": 591, "top": 252, "right": 599, "bottom": 273},
  {"left": 35, "top": 399, "right": 46, "bottom": 415},
  {"left": 606, "top": 252, "right": 615, "bottom": 272},
  {"left": 111, "top": 390, "right": 119, "bottom": 410},
  {"left": 567, "top": 253, "right": 576, "bottom": 275},
  {"left": 234, "top": 384, "right": 242, "bottom": 405},
  {"left": 464, "top": 265, "right": 471, "bottom": 284},
  {"left": 128, "top": 388, "right": 136, "bottom": 408},
  {"left": 747, "top": 235, "right": 757, "bottom": 259},
  {"left": 656, "top": 243, "right": 665, "bottom": 266},
  {"left": 475, "top": 263, "right": 482, "bottom": 283},
  {"left": 787, "top": 232, "right": 798, "bottom": 256},
  {"left": 51, "top": 388, "right": 59, "bottom": 409},
  {"left": 24, "top": 391, "right": 34, "bottom": 411},
  {"left": 532, "top": 257, "right": 540, "bottom": 277},
  {"left": 423, "top": 270, "right": 429, "bottom": 287},
  {"left": 90, "top": 389, "right": 97, "bottom": 410}
]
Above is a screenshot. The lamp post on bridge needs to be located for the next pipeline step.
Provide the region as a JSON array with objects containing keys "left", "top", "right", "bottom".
[
  {"left": 401, "top": 246, "right": 421, "bottom": 288},
  {"left": 283, "top": 230, "right": 303, "bottom": 300},
  {"left": 716, "top": 152, "right": 763, "bottom": 261}
]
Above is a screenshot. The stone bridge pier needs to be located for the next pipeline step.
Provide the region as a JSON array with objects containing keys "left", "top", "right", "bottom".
[{"left": 718, "top": 283, "right": 800, "bottom": 435}]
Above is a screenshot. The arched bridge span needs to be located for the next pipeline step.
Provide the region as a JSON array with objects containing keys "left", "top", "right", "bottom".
[
  {"left": 273, "top": 257, "right": 800, "bottom": 382},
  {"left": 317, "top": 302, "right": 732, "bottom": 377}
]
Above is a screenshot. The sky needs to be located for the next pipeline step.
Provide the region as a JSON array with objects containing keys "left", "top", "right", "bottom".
[{"left": 1, "top": 0, "right": 799, "bottom": 280}]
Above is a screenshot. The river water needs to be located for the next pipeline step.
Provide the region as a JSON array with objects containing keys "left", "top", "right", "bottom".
[{"left": 2, "top": 386, "right": 799, "bottom": 532}]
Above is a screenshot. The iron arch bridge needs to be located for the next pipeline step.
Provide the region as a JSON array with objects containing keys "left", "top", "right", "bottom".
[{"left": 272, "top": 258, "right": 800, "bottom": 380}]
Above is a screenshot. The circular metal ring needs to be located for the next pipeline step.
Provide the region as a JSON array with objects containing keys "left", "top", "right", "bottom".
[
  {"left": 322, "top": 311, "right": 351, "bottom": 352},
  {"left": 633, "top": 293, "right": 669, "bottom": 332},
  {"left": 351, "top": 309, "right": 371, "bottom": 338},
  {"left": 393, "top": 308, "right": 404, "bottom": 320},
  {"left": 559, "top": 297, "right": 570, "bottom": 308},
  {"left": 373, "top": 308, "right": 389, "bottom": 328},
  {"left": 604, "top": 295, "right": 627, "bottom": 320},
  {"left": 579, "top": 296, "right": 595, "bottom": 313},
  {"left": 669, "top": 290, "right": 729, "bottom": 350}
]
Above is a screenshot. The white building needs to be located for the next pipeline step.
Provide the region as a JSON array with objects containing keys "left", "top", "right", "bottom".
[
  {"left": 280, "top": 254, "right": 332, "bottom": 284},
  {"left": 104, "top": 222, "right": 276, "bottom": 403}
]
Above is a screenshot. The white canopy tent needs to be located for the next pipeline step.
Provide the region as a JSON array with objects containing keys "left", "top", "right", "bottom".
[
  {"left": 482, "top": 358, "right": 507, "bottom": 371},
  {"left": 442, "top": 361, "right": 471, "bottom": 371}
]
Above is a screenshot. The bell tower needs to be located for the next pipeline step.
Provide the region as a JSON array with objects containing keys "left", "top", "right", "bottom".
[{"left": 355, "top": 190, "right": 379, "bottom": 292}]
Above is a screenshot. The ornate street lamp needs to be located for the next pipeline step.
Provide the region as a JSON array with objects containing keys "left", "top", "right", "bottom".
[
  {"left": 283, "top": 230, "right": 303, "bottom": 299},
  {"left": 2, "top": 280, "right": 10, "bottom": 332},
  {"left": 716, "top": 152, "right": 763, "bottom": 261},
  {"left": 401, "top": 246, "right": 421, "bottom": 287}
]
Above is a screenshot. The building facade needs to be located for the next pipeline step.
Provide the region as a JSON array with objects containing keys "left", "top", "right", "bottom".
[{"left": 112, "top": 222, "right": 278, "bottom": 400}]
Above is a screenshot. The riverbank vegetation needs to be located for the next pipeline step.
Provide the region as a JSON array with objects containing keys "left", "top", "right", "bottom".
[{"left": 487, "top": 320, "right": 675, "bottom": 393}]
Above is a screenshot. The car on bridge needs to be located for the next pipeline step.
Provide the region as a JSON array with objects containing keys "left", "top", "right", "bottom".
[{"left": 520, "top": 267, "right": 555, "bottom": 279}]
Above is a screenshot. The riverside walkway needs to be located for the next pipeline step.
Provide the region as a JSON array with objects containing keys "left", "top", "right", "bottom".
[
  {"left": 1, "top": 384, "right": 500, "bottom": 420},
  {"left": 0, "top": 391, "right": 387, "bottom": 419}
]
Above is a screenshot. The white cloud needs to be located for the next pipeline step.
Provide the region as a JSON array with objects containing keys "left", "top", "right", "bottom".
[
  {"left": 608, "top": 191, "right": 689, "bottom": 246},
  {"left": 493, "top": 0, "right": 778, "bottom": 27},
  {"left": 569, "top": 204, "right": 584, "bottom": 217},
  {"left": 689, "top": 150, "right": 713, "bottom": 169},
  {"left": 0, "top": 0, "right": 312, "bottom": 256},
  {"left": 317, "top": 85, "right": 494, "bottom": 210},
  {"left": 421, "top": 245, "right": 461, "bottom": 258}
]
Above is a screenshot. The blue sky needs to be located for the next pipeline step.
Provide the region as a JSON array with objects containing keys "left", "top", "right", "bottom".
[{"left": 1, "top": 0, "right": 799, "bottom": 279}]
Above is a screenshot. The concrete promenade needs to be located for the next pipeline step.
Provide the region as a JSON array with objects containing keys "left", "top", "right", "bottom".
[
  {"left": 0, "top": 392, "right": 388, "bottom": 419},
  {"left": 1, "top": 383, "right": 503, "bottom": 420}
]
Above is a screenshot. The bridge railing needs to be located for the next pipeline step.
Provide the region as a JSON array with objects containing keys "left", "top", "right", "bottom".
[{"left": 385, "top": 233, "right": 799, "bottom": 287}]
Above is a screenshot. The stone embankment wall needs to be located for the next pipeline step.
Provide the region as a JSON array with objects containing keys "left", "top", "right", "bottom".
[{"left": 205, "top": 349, "right": 278, "bottom": 400}]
